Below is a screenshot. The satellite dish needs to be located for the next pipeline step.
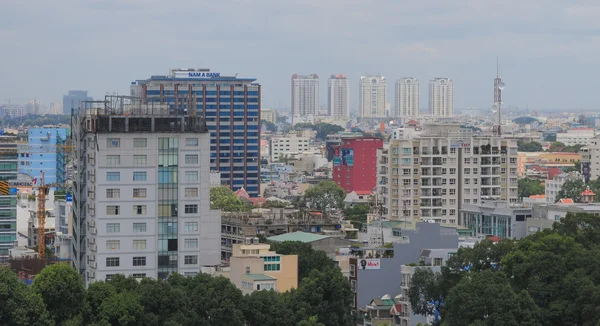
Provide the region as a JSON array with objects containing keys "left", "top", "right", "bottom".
[
  {"left": 498, "top": 82, "right": 506, "bottom": 90},
  {"left": 491, "top": 104, "right": 498, "bottom": 113}
]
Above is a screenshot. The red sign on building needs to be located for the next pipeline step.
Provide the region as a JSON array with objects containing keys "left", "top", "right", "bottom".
[{"left": 332, "top": 137, "right": 383, "bottom": 193}]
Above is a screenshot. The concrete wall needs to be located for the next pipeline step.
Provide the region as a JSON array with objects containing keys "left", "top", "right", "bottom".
[
  {"left": 266, "top": 254, "right": 298, "bottom": 292},
  {"left": 355, "top": 223, "right": 459, "bottom": 310}
]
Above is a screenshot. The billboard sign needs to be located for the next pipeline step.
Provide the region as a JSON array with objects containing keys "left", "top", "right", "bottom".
[
  {"left": 333, "top": 157, "right": 341, "bottom": 166},
  {"left": 173, "top": 71, "right": 221, "bottom": 78},
  {"left": 450, "top": 139, "right": 471, "bottom": 149},
  {"left": 341, "top": 148, "right": 354, "bottom": 166},
  {"left": 359, "top": 258, "right": 381, "bottom": 270},
  {"left": 66, "top": 194, "right": 73, "bottom": 202}
]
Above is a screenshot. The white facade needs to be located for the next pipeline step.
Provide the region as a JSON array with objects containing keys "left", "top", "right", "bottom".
[
  {"left": 588, "top": 136, "right": 600, "bottom": 181},
  {"left": 556, "top": 128, "right": 596, "bottom": 146},
  {"left": 377, "top": 124, "right": 519, "bottom": 225},
  {"left": 428, "top": 78, "right": 454, "bottom": 118},
  {"left": 328, "top": 74, "right": 350, "bottom": 118},
  {"left": 545, "top": 171, "right": 583, "bottom": 204},
  {"left": 359, "top": 75, "right": 387, "bottom": 118},
  {"left": 395, "top": 77, "right": 420, "bottom": 119},
  {"left": 261, "top": 108, "right": 277, "bottom": 124},
  {"left": 269, "top": 136, "right": 311, "bottom": 161},
  {"left": 72, "top": 114, "right": 220, "bottom": 283},
  {"left": 291, "top": 74, "right": 319, "bottom": 118}
]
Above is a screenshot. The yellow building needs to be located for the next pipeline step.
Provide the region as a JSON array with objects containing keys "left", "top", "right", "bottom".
[
  {"left": 228, "top": 243, "right": 298, "bottom": 294},
  {"left": 518, "top": 152, "right": 581, "bottom": 176}
]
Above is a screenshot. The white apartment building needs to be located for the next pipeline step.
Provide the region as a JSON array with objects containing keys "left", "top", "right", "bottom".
[
  {"left": 395, "top": 77, "right": 419, "bottom": 120},
  {"left": 269, "top": 136, "right": 311, "bottom": 161},
  {"left": 556, "top": 128, "right": 596, "bottom": 146},
  {"left": 429, "top": 78, "right": 454, "bottom": 118},
  {"left": 377, "top": 124, "right": 519, "bottom": 225},
  {"left": 72, "top": 98, "right": 221, "bottom": 284},
  {"left": 359, "top": 74, "right": 387, "bottom": 118},
  {"left": 328, "top": 74, "right": 350, "bottom": 118},
  {"left": 545, "top": 171, "right": 583, "bottom": 204},
  {"left": 291, "top": 74, "right": 319, "bottom": 119},
  {"left": 261, "top": 108, "right": 277, "bottom": 124},
  {"left": 588, "top": 136, "right": 600, "bottom": 181}
]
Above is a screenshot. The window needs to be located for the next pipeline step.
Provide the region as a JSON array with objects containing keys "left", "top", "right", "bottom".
[
  {"left": 106, "top": 206, "right": 120, "bottom": 215},
  {"left": 185, "top": 188, "right": 198, "bottom": 198},
  {"left": 184, "top": 238, "right": 199, "bottom": 249},
  {"left": 185, "top": 154, "right": 199, "bottom": 164},
  {"left": 464, "top": 168, "right": 470, "bottom": 175},
  {"left": 134, "top": 155, "right": 147, "bottom": 165},
  {"left": 133, "top": 223, "right": 146, "bottom": 232},
  {"left": 106, "top": 172, "right": 120, "bottom": 181},
  {"left": 450, "top": 209, "right": 456, "bottom": 216},
  {"left": 449, "top": 168, "right": 456, "bottom": 174},
  {"left": 134, "top": 205, "right": 147, "bottom": 215},
  {"left": 133, "top": 172, "right": 147, "bottom": 181},
  {"left": 264, "top": 264, "right": 281, "bottom": 271},
  {"left": 132, "top": 273, "right": 146, "bottom": 279},
  {"left": 106, "top": 189, "right": 120, "bottom": 199},
  {"left": 133, "top": 257, "right": 146, "bottom": 266},
  {"left": 464, "top": 178, "right": 470, "bottom": 185},
  {"left": 106, "top": 240, "right": 120, "bottom": 250},
  {"left": 450, "top": 178, "right": 456, "bottom": 185},
  {"left": 473, "top": 168, "right": 478, "bottom": 175},
  {"left": 184, "top": 255, "right": 198, "bottom": 265},
  {"left": 133, "top": 240, "right": 146, "bottom": 250},
  {"left": 106, "top": 155, "right": 120, "bottom": 165},
  {"left": 184, "top": 222, "right": 198, "bottom": 232},
  {"left": 106, "top": 223, "right": 120, "bottom": 233},
  {"left": 449, "top": 189, "right": 456, "bottom": 195},
  {"left": 186, "top": 138, "right": 199, "bottom": 146},
  {"left": 349, "top": 264, "right": 356, "bottom": 277},
  {"left": 133, "top": 138, "right": 147, "bottom": 148},
  {"left": 185, "top": 205, "right": 198, "bottom": 214},
  {"left": 106, "top": 257, "right": 120, "bottom": 267},
  {"left": 464, "top": 158, "right": 471, "bottom": 164},
  {"left": 133, "top": 188, "right": 146, "bottom": 198},
  {"left": 185, "top": 171, "right": 198, "bottom": 181},
  {"left": 107, "top": 138, "right": 120, "bottom": 148}
]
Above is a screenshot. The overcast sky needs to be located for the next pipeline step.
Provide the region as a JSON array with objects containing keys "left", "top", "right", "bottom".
[{"left": 2, "top": 0, "right": 599, "bottom": 111}]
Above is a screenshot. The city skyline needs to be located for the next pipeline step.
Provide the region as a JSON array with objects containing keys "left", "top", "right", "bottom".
[{"left": 2, "top": 1, "right": 599, "bottom": 111}]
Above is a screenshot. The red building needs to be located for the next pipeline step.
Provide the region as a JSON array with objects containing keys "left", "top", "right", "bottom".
[{"left": 333, "top": 137, "right": 383, "bottom": 193}]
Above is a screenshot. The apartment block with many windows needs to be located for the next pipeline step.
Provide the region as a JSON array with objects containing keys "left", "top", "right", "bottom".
[
  {"left": 377, "top": 124, "right": 519, "bottom": 224},
  {"left": 71, "top": 97, "right": 220, "bottom": 283}
]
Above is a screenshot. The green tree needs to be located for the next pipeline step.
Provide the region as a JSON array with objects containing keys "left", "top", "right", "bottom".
[
  {"left": 548, "top": 141, "right": 566, "bottom": 152},
  {"left": 556, "top": 179, "right": 586, "bottom": 202},
  {"left": 343, "top": 204, "right": 370, "bottom": 230},
  {"left": 0, "top": 267, "right": 53, "bottom": 326},
  {"left": 518, "top": 178, "right": 545, "bottom": 199},
  {"left": 294, "top": 123, "right": 315, "bottom": 130},
  {"left": 298, "top": 181, "right": 346, "bottom": 214},
  {"left": 261, "top": 120, "right": 277, "bottom": 132},
  {"left": 269, "top": 241, "right": 335, "bottom": 280},
  {"left": 315, "top": 123, "right": 345, "bottom": 141},
  {"left": 137, "top": 278, "right": 195, "bottom": 325},
  {"left": 97, "top": 291, "right": 144, "bottom": 325},
  {"left": 297, "top": 316, "right": 326, "bottom": 326},
  {"left": 408, "top": 268, "right": 445, "bottom": 318},
  {"left": 517, "top": 140, "right": 543, "bottom": 152},
  {"left": 33, "top": 263, "right": 85, "bottom": 324},
  {"left": 185, "top": 274, "right": 246, "bottom": 326},
  {"left": 242, "top": 290, "right": 296, "bottom": 326},
  {"left": 210, "top": 186, "right": 252, "bottom": 212},
  {"left": 85, "top": 281, "right": 117, "bottom": 322}
]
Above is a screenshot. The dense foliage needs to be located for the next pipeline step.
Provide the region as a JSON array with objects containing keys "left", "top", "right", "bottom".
[
  {"left": 517, "top": 140, "right": 543, "bottom": 152},
  {"left": 261, "top": 120, "right": 277, "bottom": 132},
  {"left": 293, "top": 122, "right": 345, "bottom": 141},
  {"left": 517, "top": 178, "right": 545, "bottom": 199},
  {"left": 343, "top": 204, "right": 370, "bottom": 230},
  {"left": 0, "top": 114, "right": 70, "bottom": 127},
  {"left": 210, "top": 186, "right": 252, "bottom": 212},
  {"left": 295, "top": 181, "right": 346, "bottom": 215},
  {"left": 0, "top": 241, "right": 352, "bottom": 326},
  {"left": 547, "top": 141, "right": 584, "bottom": 153},
  {"left": 557, "top": 177, "right": 600, "bottom": 203},
  {"left": 408, "top": 213, "right": 600, "bottom": 326}
]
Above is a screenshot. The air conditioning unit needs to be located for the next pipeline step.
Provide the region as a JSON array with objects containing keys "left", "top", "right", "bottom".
[
  {"left": 87, "top": 271, "right": 95, "bottom": 279},
  {"left": 89, "top": 262, "right": 97, "bottom": 269},
  {"left": 89, "top": 227, "right": 97, "bottom": 235},
  {"left": 88, "top": 237, "right": 96, "bottom": 245},
  {"left": 88, "top": 254, "right": 96, "bottom": 262},
  {"left": 89, "top": 244, "right": 97, "bottom": 252},
  {"left": 88, "top": 220, "right": 96, "bottom": 227}
]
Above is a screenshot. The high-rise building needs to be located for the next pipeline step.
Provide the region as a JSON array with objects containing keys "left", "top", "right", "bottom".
[
  {"left": 395, "top": 77, "right": 419, "bottom": 120},
  {"left": 291, "top": 74, "right": 319, "bottom": 119},
  {"left": 261, "top": 108, "right": 277, "bottom": 124},
  {"left": 63, "top": 90, "right": 93, "bottom": 115},
  {"left": 328, "top": 74, "right": 350, "bottom": 118},
  {"left": 428, "top": 78, "right": 454, "bottom": 118},
  {"left": 377, "top": 124, "right": 518, "bottom": 225},
  {"left": 18, "top": 128, "right": 68, "bottom": 185},
  {"left": 333, "top": 137, "right": 383, "bottom": 193},
  {"left": 359, "top": 75, "right": 386, "bottom": 118},
  {"left": 71, "top": 97, "right": 221, "bottom": 282},
  {"left": 0, "top": 136, "right": 18, "bottom": 260},
  {"left": 131, "top": 69, "right": 261, "bottom": 197}
]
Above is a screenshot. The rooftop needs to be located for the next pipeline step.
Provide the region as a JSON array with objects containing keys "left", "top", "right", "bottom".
[
  {"left": 267, "top": 231, "right": 329, "bottom": 243},
  {"left": 243, "top": 273, "right": 276, "bottom": 281}
]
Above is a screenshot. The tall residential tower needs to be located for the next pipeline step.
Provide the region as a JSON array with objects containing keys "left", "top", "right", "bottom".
[
  {"left": 291, "top": 74, "right": 319, "bottom": 119},
  {"left": 131, "top": 69, "right": 261, "bottom": 197},
  {"left": 71, "top": 97, "right": 220, "bottom": 283},
  {"left": 428, "top": 78, "right": 454, "bottom": 118},
  {"left": 359, "top": 74, "right": 387, "bottom": 118},
  {"left": 328, "top": 74, "right": 350, "bottom": 118},
  {"left": 0, "top": 136, "right": 18, "bottom": 260},
  {"left": 63, "top": 90, "right": 93, "bottom": 115},
  {"left": 395, "top": 78, "right": 420, "bottom": 120}
]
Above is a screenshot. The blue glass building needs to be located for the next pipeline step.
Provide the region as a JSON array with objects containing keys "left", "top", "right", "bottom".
[
  {"left": 63, "top": 90, "right": 93, "bottom": 115},
  {"left": 131, "top": 69, "right": 261, "bottom": 197},
  {"left": 18, "top": 128, "right": 68, "bottom": 185}
]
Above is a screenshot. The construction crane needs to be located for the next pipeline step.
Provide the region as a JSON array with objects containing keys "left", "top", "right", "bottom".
[{"left": 36, "top": 172, "right": 49, "bottom": 258}]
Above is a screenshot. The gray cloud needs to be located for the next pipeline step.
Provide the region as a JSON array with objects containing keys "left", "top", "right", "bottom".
[{"left": 1, "top": 0, "right": 599, "bottom": 111}]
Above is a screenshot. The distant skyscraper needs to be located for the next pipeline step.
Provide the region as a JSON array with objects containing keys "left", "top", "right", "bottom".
[
  {"left": 328, "top": 74, "right": 350, "bottom": 118},
  {"left": 429, "top": 78, "right": 454, "bottom": 118},
  {"left": 395, "top": 77, "right": 420, "bottom": 120},
  {"left": 291, "top": 74, "right": 319, "bottom": 118},
  {"left": 63, "top": 90, "right": 93, "bottom": 115},
  {"left": 359, "top": 74, "right": 386, "bottom": 118}
]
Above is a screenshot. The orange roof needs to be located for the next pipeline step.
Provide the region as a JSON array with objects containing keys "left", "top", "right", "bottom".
[
  {"left": 582, "top": 189, "right": 596, "bottom": 196},
  {"left": 529, "top": 194, "right": 546, "bottom": 199},
  {"left": 559, "top": 198, "right": 574, "bottom": 204},
  {"left": 235, "top": 187, "right": 250, "bottom": 199}
]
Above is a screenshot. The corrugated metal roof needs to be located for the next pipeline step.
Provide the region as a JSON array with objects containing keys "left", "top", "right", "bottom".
[{"left": 267, "top": 231, "right": 329, "bottom": 243}]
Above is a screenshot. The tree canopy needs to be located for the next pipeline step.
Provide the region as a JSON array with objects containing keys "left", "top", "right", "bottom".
[
  {"left": 293, "top": 122, "right": 345, "bottom": 141},
  {"left": 343, "top": 204, "right": 370, "bottom": 230},
  {"left": 261, "top": 120, "right": 277, "bottom": 133},
  {"left": 408, "top": 213, "right": 600, "bottom": 326},
  {"left": 547, "top": 141, "right": 584, "bottom": 153},
  {"left": 210, "top": 186, "right": 252, "bottom": 212},
  {"left": 517, "top": 178, "right": 545, "bottom": 199},
  {"left": 296, "top": 181, "right": 346, "bottom": 215},
  {"left": 517, "top": 140, "right": 543, "bottom": 152}
]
